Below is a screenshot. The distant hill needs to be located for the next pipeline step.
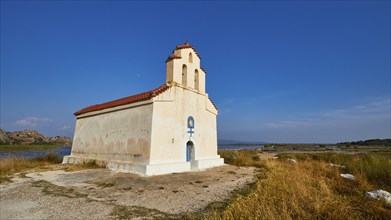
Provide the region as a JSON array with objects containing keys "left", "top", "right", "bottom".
[
  {"left": 337, "top": 139, "right": 391, "bottom": 146},
  {"left": 0, "top": 129, "right": 71, "bottom": 145},
  {"left": 218, "top": 139, "right": 268, "bottom": 145}
]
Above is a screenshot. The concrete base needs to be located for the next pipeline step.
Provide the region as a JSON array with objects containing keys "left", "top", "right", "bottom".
[
  {"left": 107, "top": 160, "right": 192, "bottom": 176},
  {"left": 193, "top": 157, "right": 225, "bottom": 170},
  {"left": 63, "top": 155, "right": 108, "bottom": 167},
  {"left": 63, "top": 155, "right": 224, "bottom": 176}
]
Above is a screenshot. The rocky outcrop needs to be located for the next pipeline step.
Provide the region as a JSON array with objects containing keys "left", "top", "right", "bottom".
[
  {"left": 48, "top": 136, "right": 72, "bottom": 145},
  {"left": 0, "top": 129, "right": 12, "bottom": 144},
  {"left": 0, "top": 129, "right": 71, "bottom": 145}
]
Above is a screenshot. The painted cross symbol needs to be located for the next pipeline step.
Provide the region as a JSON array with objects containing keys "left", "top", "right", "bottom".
[
  {"left": 187, "top": 116, "right": 195, "bottom": 137},
  {"left": 188, "top": 128, "right": 194, "bottom": 137}
]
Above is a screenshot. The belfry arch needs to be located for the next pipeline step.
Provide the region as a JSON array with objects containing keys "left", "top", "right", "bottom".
[
  {"left": 194, "top": 69, "right": 199, "bottom": 90},
  {"left": 182, "top": 64, "right": 187, "bottom": 86},
  {"left": 189, "top": 52, "right": 193, "bottom": 63}
]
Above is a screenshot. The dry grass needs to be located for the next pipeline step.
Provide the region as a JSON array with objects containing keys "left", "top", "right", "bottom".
[
  {"left": 279, "top": 152, "right": 391, "bottom": 192},
  {"left": 218, "top": 149, "right": 266, "bottom": 168},
  {"left": 0, "top": 153, "right": 102, "bottom": 183},
  {"left": 210, "top": 150, "right": 391, "bottom": 219},
  {"left": 0, "top": 153, "right": 62, "bottom": 179}
]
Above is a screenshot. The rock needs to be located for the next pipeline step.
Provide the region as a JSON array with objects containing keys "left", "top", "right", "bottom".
[
  {"left": 329, "top": 163, "right": 346, "bottom": 169},
  {"left": 366, "top": 190, "right": 391, "bottom": 204},
  {"left": 48, "top": 136, "right": 72, "bottom": 145},
  {"left": 0, "top": 129, "right": 71, "bottom": 145},
  {"left": 0, "top": 129, "right": 12, "bottom": 144},
  {"left": 287, "top": 159, "right": 297, "bottom": 163},
  {"left": 340, "top": 173, "right": 355, "bottom": 180}
]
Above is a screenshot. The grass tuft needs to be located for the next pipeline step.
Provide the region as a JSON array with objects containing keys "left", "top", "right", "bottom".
[{"left": 30, "top": 152, "right": 63, "bottom": 163}]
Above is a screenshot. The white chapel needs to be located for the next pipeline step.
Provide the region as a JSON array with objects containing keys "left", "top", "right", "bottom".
[{"left": 63, "top": 42, "right": 224, "bottom": 176}]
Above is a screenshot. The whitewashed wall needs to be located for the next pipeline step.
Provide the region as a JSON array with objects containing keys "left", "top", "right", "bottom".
[
  {"left": 69, "top": 103, "right": 153, "bottom": 164},
  {"left": 149, "top": 85, "right": 220, "bottom": 165}
]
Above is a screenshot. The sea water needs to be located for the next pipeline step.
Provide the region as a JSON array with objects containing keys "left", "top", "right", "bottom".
[{"left": 0, "top": 146, "right": 72, "bottom": 159}]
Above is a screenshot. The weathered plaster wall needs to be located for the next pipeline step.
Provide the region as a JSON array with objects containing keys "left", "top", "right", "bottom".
[
  {"left": 149, "top": 85, "right": 219, "bottom": 164},
  {"left": 70, "top": 104, "right": 153, "bottom": 164}
]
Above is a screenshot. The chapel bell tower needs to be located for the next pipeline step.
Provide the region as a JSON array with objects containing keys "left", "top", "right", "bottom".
[{"left": 165, "top": 42, "right": 206, "bottom": 93}]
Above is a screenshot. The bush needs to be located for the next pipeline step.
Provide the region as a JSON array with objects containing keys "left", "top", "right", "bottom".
[
  {"left": 251, "top": 155, "right": 260, "bottom": 161},
  {"left": 31, "top": 152, "right": 62, "bottom": 163}
]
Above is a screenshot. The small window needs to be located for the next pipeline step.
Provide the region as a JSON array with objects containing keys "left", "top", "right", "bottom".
[{"left": 189, "top": 52, "right": 193, "bottom": 63}]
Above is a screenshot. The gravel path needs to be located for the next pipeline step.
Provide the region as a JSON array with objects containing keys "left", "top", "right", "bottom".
[{"left": 0, "top": 165, "right": 256, "bottom": 219}]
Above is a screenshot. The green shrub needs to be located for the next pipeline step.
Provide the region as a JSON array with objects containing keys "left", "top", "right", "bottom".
[
  {"left": 251, "top": 156, "right": 260, "bottom": 161},
  {"left": 31, "top": 152, "right": 62, "bottom": 163}
]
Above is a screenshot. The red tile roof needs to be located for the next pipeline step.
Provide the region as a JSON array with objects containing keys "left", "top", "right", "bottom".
[
  {"left": 74, "top": 84, "right": 170, "bottom": 116},
  {"left": 165, "top": 42, "right": 202, "bottom": 62},
  {"left": 200, "top": 67, "right": 206, "bottom": 74},
  {"left": 175, "top": 43, "right": 201, "bottom": 59},
  {"left": 165, "top": 55, "right": 182, "bottom": 63},
  {"left": 176, "top": 45, "right": 192, "bottom": 49}
]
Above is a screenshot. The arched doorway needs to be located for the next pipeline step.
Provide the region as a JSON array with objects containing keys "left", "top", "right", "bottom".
[{"left": 186, "top": 141, "right": 194, "bottom": 162}]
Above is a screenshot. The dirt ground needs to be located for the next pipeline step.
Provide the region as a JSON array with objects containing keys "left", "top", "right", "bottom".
[{"left": 0, "top": 165, "right": 257, "bottom": 219}]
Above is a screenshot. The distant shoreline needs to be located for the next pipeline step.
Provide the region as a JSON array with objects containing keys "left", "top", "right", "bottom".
[{"left": 0, "top": 144, "right": 71, "bottom": 150}]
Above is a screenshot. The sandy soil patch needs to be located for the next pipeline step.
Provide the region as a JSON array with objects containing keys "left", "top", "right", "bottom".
[{"left": 0, "top": 165, "right": 256, "bottom": 219}]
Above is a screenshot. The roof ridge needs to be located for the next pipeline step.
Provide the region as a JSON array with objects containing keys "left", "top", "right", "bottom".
[
  {"left": 175, "top": 43, "right": 201, "bottom": 59},
  {"left": 74, "top": 84, "right": 170, "bottom": 116},
  {"left": 165, "top": 55, "right": 182, "bottom": 63},
  {"left": 165, "top": 42, "right": 201, "bottom": 62}
]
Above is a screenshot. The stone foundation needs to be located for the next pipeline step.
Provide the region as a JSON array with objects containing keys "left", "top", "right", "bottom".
[{"left": 63, "top": 155, "right": 224, "bottom": 176}]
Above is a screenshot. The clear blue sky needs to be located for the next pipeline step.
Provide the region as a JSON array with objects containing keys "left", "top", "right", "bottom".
[{"left": 1, "top": 1, "right": 390, "bottom": 143}]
